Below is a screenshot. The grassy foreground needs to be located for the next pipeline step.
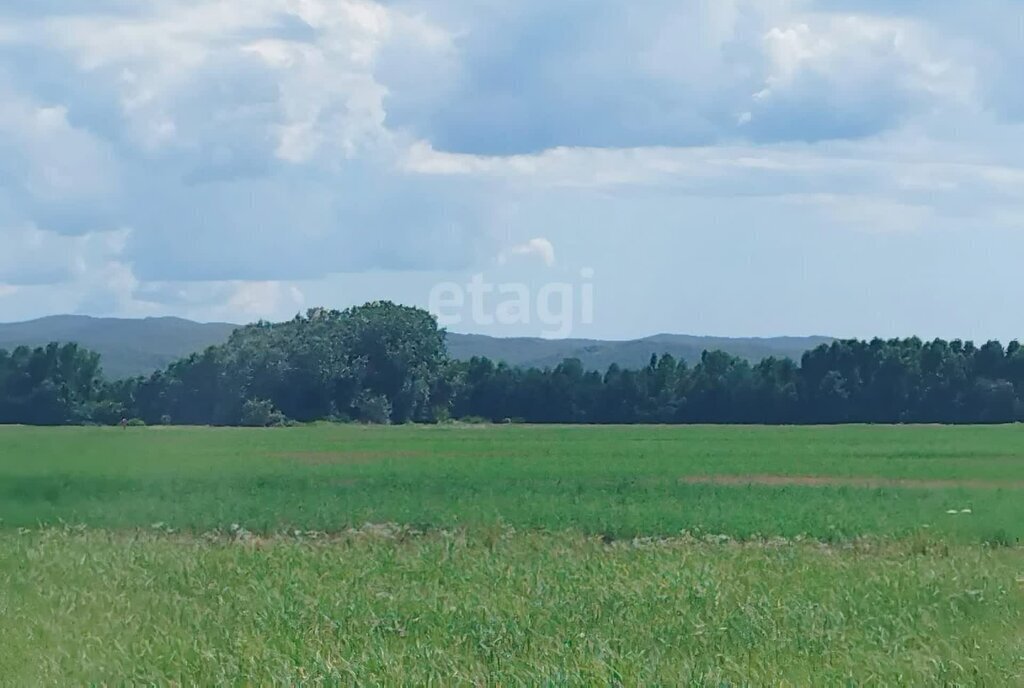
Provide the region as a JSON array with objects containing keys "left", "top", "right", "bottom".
[
  {"left": 2, "top": 424, "right": 1024, "bottom": 684},
  {"left": 2, "top": 423, "right": 1024, "bottom": 542},
  {"left": 2, "top": 528, "right": 1022, "bottom": 685}
]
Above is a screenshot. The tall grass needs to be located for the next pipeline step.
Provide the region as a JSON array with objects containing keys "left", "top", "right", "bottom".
[
  {"left": 3, "top": 425, "right": 1023, "bottom": 683},
  {"left": 1, "top": 528, "right": 1021, "bottom": 685}
]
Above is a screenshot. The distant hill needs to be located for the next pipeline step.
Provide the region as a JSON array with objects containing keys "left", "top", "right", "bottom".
[
  {"left": 0, "top": 315, "right": 833, "bottom": 379},
  {"left": 0, "top": 316, "right": 238, "bottom": 380},
  {"left": 446, "top": 332, "right": 834, "bottom": 372}
]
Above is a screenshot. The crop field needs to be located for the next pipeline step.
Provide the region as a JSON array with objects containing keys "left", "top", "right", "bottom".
[{"left": 2, "top": 424, "right": 1023, "bottom": 684}]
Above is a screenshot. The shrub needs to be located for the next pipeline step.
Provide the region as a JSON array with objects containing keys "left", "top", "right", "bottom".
[
  {"left": 356, "top": 394, "right": 392, "bottom": 425},
  {"left": 240, "top": 399, "right": 288, "bottom": 428},
  {"left": 72, "top": 401, "right": 126, "bottom": 426}
]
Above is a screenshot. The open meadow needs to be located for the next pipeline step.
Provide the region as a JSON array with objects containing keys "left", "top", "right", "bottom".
[{"left": 2, "top": 424, "right": 1023, "bottom": 683}]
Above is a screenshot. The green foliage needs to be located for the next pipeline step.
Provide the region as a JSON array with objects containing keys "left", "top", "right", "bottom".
[
  {"left": 240, "top": 399, "right": 286, "bottom": 428},
  {"left": 3, "top": 304, "right": 1024, "bottom": 426},
  {"left": 355, "top": 393, "right": 393, "bottom": 424},
  {"left": 447, "top": 337, "right": 1024, "bottom": 424},
  {"left": 1, "top": 316, "right": 832, "bottom": 380},
  {"left": 455, "top": 415, "right": 492, "bottom": 424},
  {"left": 72, "top": 399, "right": 126, "bottom": 426},
  {"left": 0, "top": 343, "right": 104, "bottom": 425},
  {"left": 111, "top": 302, "right": 450, "bottom": 426}
]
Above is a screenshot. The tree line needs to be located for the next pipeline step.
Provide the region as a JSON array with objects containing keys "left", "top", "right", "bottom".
[{"left": 2, "top": 302, "right": 1023, "bottom": 426}]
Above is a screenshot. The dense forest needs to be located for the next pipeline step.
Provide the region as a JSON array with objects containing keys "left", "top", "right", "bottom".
[{"left": 2, "top": 302, "right": 1023, "bottom": 426}]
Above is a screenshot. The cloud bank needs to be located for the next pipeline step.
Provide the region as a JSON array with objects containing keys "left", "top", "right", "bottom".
[{"left": 0, "top": 0, "right": 1022, "bottom": 337}]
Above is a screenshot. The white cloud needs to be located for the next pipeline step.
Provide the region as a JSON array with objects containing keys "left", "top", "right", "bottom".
[
  {"left": 381, "top": 0, "right": 994, "bottom": 153},
  {"left": 0, "top": 224, "right": 148, "bottom": 317},
  {"left": 127, "top": 278, "right": 305, "bottom": 321},
  {"left": 0, "top": 0, "right": 476, "bottom": 288},
  {"left": 498, "top": 238, "right": 556, "bottom": 268},
  {"left": 0, "top": 222, "right": 308, "bottom": 320},
  {"left": 745, "top": 13, "right": 977, "bottom": 138},
  {"left": 404, "top": 136, "right": 1024, "bottom": 196},
  {"left": 225, "top": 281, "right": 306, "bottom": 318},
  {"left": 401, "top": 132, "right": 1024, "bottom": 241},
  {"left": 25, "top": 0, "right": 450, "bottom": 160},
  {"left": 0, "top": 92, "right": 116, "bottom": 210},
  {"left": 0, "top": 225, "right": 129, "bottom": 286}
]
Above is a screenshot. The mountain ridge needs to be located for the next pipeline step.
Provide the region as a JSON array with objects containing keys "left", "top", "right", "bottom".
[
  {"left": 0, "top": 315, "right": 834, "bottom": 380},
  {"left": 0, "top": 315, "right": 239, "bottom": 380}
]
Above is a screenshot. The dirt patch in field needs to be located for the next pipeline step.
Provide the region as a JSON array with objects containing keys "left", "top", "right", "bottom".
[
  {"left": 278, "top": 450, "right": 428, "bottom": 465},
  {"left": 679, "top": 475, "right": 1024, "bottom": 490}
]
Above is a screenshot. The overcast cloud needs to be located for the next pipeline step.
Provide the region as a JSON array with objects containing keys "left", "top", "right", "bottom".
[{"left": 1, "top": 0, "right": 1022, "bottom": 340}]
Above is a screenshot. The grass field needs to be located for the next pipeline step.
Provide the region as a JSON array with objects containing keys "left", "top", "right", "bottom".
[
  {"left": 3, "top": 423, "right": 1024, "bottom": 541},
  {"left": 2, "top": 424, "right": 1023, "bottom": 683}
]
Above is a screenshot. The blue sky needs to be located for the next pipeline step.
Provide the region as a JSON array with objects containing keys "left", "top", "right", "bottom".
[{"left": 1, "top": 0, "right": 1023, "bottom": 341}]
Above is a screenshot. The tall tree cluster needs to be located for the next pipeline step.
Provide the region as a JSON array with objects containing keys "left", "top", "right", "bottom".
[
  {"left": 448, "top": 338, "right": 1024, "bottom": 424},
  {"left": 1, "top": 303, "right": 1023, "bottom": 425},
  {"left": 111, "top": 302, "right": 450, "bottom": 426},
  {"left": 0, "top": 343, "right": 119, "bottom": 425}
]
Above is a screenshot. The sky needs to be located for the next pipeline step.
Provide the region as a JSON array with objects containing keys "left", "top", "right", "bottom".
[{"left": 1, "top": 0, "right": 1023, "bottom": 341}]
